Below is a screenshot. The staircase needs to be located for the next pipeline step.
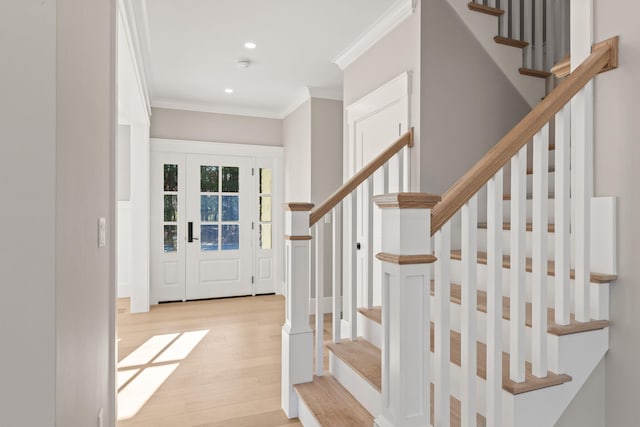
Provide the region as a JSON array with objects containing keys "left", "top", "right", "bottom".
[{"left": 281, "top": 27, "right": 619, "bottom": 427}]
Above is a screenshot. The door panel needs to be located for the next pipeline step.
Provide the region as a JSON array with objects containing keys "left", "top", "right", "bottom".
[
  {"left": 185, "top": 154, "right": 252, "bottom": 299},
  {"left": 254, "top": 159, "right": 276, "bottom": 294}
]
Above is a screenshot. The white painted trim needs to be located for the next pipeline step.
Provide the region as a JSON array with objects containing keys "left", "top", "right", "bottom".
[
  {"left": 332, "top": 0, "right": 416, "bottom": 70},
  {"left": 280, "top": 88, "right": 312, "bottom": 120},
  {"left": 308, "top": 297, "right": 342, "bottom": 315},
  {"left": 346, "top": 72, "right": 410, "bottom": 126},
  {"left": 118, "top": 0, "right": 152, "bottom": 117},
  {"left": 150, "top": 138, "right": 284, "bottom": 157}
]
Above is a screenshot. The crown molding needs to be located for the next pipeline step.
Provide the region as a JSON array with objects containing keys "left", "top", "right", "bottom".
[
  {"left": 118, "top": 0, "right": 153, "bottom": 116},
  {"left": 332, "top": 0, "right": 416, "bottom": 70},
  {"left": 279, "top": 86, "right": 344, "bottom": 119}
]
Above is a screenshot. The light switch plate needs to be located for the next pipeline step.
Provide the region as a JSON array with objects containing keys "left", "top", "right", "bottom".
[{"left": 98, "top": 218, "right": 106, "bottom": 248}]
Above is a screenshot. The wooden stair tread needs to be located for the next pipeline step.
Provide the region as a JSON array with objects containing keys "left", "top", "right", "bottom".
[
  {"left": 527, "top": 166, "right": 556, "bottom": 174},
  {"left": 430, "top": 323, "right": 572, "bottom": 394},
  {"left": 519, "top": 67, "right": 553, "bottom": 78},
  {"left": 467, "top": 2, "right": 504, "bottom": 16},
  {"left": 503, "top": 193, "right": 554, "bottom": 200},
  {"left": 477, "top": 222, "right": 555, "bottom": 233},
  {"left": 430, "top": 282, "right": 610, "bottom": 336},
  {"left": 494, "top": 36, "right": 528, "bottom": 48},
  {"left": 357, "top": 307, "right": 381, "bottom": 324},
  {"left": 450, "top": 250, "right": 618, "bottom": 283},
  {"left": 330, "top": 321, "right": 569, "bottom": 395},
  {"left": 327, "top": 339, "right": 381, "bottom": 391},
  {"left": 294, "top": 375, "right": 374, "bottom": 426}
]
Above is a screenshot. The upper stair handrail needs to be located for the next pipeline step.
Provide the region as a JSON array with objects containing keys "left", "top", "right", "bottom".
[
  {"left": 430, "top": 37, "right": 618, "bottom": 235},
  {"left": 309, "top": 127, "right": 414, "bottom": 226}
]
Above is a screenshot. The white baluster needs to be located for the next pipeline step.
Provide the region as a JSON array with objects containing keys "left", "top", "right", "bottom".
[
  {"left": 402, "top": 145, "right": 411, "bottom": 192},
  {"left": 282, "top": 203, "right": 314, "bottom": 418},
  {"left": 534, "top": 0, "right": 544, "bottom": 70},
  {"left": 571, "top": 0, "right": 594, "bottom": 322},
  {"left": 486, "top": 171, "right": 503, "bottom": 427},
  {"left": 555, "top": 105, "right": 571, "bottom": 325},
  {"left": 332, "top": 204, "right": 343, "bottom": 342},
  {"left": 434, "top": 224, "right": 451, "bottom": 427},
  {"left": 462, "top": 195, "right": 478, "bottom": 427},
  {"left": 383, "top": 161, "right": 390, "bottom": 194},
  {"left": 397, "top": 149, "right": 405, "bottom": 193},
  {"left": 510, "top": 146, "right": 527, "bottom": 383},
  {"left": 315, "top": 221, "right": 325, "bottom": 376},
  {"left": 512, "top": 0, "right": 521, "bottom": 41},
  {"left": 500, "top": 0, "right": 509, "bottom": 38},
  {"left": 523, "top": 0, "right": 533, "bottom": 68},
  {"left": 365, "top": 177, "right": 374, "bottom": 309},
  {"left": 545, "top": 0, "right": 555, "bottom": 71},
  {"left": 349, "top": 191, "right": 358, "bottom": 339},
  {"left": 532, "top": 124, "right": 549, "bottom": 378}
]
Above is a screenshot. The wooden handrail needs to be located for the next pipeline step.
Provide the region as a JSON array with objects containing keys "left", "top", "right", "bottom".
[
  {"left": 551, "top": 37, "right": 619, "bottom": 79},
  {"left": 431, "top": 38, "right": 618, "bottom": 236},
  {"left": 309, "top": 127, "right": 414, "bottom": 226}
]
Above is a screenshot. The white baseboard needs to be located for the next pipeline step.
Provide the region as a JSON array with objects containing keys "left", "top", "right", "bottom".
[{"left": 308, "top": 297, "right": 342, "bottom": 315}]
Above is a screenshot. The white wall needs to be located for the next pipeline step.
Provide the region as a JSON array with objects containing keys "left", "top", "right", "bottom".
[
  {"left": 310, "top": 98, "right": 344, "bottom": 204},
  {"left": 55, "top": 0, "right": 115, "bottom": 425},
  {"left": 592, "top": 1, "right": 640, "bottom": 425},
  {"left": 150, "top": 107, "right": 283, "bottom": 146},
  {"left": 420, "top": 0, "right": 531, "bottom": 195},
  {"left": 0, "top": 2, "right": 56, "bottom": 425},
  {"left": 283, "top": 100, "right": 312, "bottom": 202}
]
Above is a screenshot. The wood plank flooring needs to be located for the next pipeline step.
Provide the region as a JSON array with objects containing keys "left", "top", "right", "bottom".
[{"left": 117, "top": 295, "right": 302, "bottom": 427}]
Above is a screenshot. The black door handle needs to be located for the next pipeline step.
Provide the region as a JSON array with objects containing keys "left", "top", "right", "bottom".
[
  {"left": 356, "top": 242, "right": 361, "bottom": 250},
  {"left": 188, "top": 222, "right": 194, "bottom": 242}
]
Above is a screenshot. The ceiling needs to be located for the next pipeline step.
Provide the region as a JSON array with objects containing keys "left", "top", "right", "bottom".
[{"left": 143, "top": 0, "right": 397, "bottom": 118}]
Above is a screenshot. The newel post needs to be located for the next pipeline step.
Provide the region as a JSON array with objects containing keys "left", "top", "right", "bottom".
[
  {"left": 281, "top": 202, "right": 314, "bottom": 418},
  {"left": 373, "top": 193, "right": 441, "bottom": 427}
]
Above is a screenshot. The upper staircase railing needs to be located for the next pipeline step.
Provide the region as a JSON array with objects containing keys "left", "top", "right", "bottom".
[{"left": 282, "top": 35, "right": 618, "bottom": 426}]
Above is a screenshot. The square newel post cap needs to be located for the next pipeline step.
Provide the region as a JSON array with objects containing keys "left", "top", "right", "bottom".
[
  {"left": 373, "top": 193, "right": 441, "bottom": 210},
  {"left": 283, "top": 202, "right": 314, "bottom": 239}
]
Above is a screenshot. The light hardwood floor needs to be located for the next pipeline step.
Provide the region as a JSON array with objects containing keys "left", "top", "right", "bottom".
[{"left": 117, "top": 295, "right": 303, "bottom": 427}]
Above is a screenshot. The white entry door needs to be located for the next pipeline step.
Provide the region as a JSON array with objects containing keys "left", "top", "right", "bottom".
[{"left": 150, "top": 150, "right": 278, "bottom": 303}]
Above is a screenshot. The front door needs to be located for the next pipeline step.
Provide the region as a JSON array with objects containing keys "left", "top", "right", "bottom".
[{"left": 151, "top": 151, "right": 275, "bottom": 303}]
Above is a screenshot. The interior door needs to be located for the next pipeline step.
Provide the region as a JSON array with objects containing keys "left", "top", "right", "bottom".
[
  {"left": 354, "top": 105, "right": 407, "bottom": 307},
  {"left": 185, "top": 154, "right": 253, "bottom": 299}
]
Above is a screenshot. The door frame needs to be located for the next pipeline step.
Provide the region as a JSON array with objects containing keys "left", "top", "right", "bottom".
[{"left": 150, "top": 138, "right": 285, "bottom": 299}]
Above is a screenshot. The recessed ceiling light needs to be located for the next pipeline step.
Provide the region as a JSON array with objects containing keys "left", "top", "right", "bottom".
[
  {"left": 244, "top": 41, "right": 257, "bottom": 50},
  {"left": 224, "top": 88, "right": 233, "bottom": 94}
]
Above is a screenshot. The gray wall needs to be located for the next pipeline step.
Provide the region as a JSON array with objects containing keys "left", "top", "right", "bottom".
[
  {"left": 1, "top": 2, "right": 56, "bottom": 425},
  {"left": 592, "top": 1, "right": 640, "bottom": 425},
  {"left": 150, "top": 107, "right": 283, "bottom": 146},
  {"left": 283, "top": 100, "right": 312, "bottom": 202},
  {"left": 420, "top": 0, "right": 531, "bottom": 195},
  {"left": 343, "top": 1, "right": 421, "bottom": 188},
  {"left": 311, "top": 98, "right": 344, "bottom": 204},
  {"left": 1, "top": 1, "right": 115, "bottom": 426},
  {"left": 56, "top": 0, "right": 115, "bottom": 425}
]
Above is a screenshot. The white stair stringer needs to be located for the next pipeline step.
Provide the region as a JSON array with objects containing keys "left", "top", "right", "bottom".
[
  {"left": 296, "top": 395, "right": 322, "bottom": 427},
  {"left": 328, "top": 351, "right": 381, "bottom": 416},
  {"left": 446, "top": 0, "right": 545, "bottom": 107}
]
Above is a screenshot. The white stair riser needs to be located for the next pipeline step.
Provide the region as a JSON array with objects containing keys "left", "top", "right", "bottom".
[
  {"left": 449, "top": 259, "right": 609, "bottom": 320},
  {"left": 357, "top": 312, "right": 382, "bottom": 348},
  {"left": 296, "top": 394, "right": 322, "bottom": 427},
  {"left": 526, "top": 171, "right": 555, "bottom": 194},
  {"left": 329, "top": 351, "right": 381, "bottom": 416}
]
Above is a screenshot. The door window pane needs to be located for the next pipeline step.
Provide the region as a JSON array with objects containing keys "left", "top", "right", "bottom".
[
  {"left": 164, "top": 164, "right": 178, "bottom": 191},
  {"left": 260, "top": 168, "right": 272, "bottom": 194},
  {"left": 164, "top": 195, "right": 178, "bottom": 222},
  {"left": 221, "top": 225, "right": 239, "bottom": 250},
  {"left": 222, "top": 167, "right": 239, "bottom": 192},
  {"left": 221, "top": 196, "right": 239, "bottom": 221},
  {"left": 164, "top": 225, "right": 177, "bottom": 252},
  {"left": 201, "top": 225, "right": 219, "bottom": 251},
  {"left": 200, "top": 166, "right": 219, "bottom": 192},
  {"left": 201, "top": 195, "right": 219, "bottom": 222},
  {"left": 260, "top": 223, "right": 272, "bottom": 249},
  {"left": 260, "top": 196, "right": 271, "bottom": 222}
]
